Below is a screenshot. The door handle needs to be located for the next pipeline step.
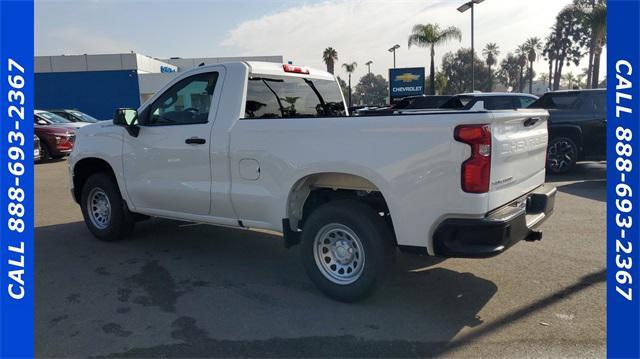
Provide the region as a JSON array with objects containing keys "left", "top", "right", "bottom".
[
  {"left": 524, "top": 117, "right": 540, "bottom": 127},
  {"left": 185, "top": 137, "right": 206, "bottom": 145}
]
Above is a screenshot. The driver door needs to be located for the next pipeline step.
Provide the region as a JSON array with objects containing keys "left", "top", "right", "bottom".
[{"left": 122, "top": 69, "right": 222, "bottom": 216}]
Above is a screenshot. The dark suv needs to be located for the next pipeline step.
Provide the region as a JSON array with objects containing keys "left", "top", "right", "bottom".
[{"left": 528, "top": 89, "right": 606, "bottom": 174}]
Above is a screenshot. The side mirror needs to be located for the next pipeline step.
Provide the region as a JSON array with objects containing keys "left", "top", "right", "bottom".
[
  {"left": 37, "top": 119, "right": 48, "bottom": 125},
  {"left": 113, "top": 108, "right": 140, "bottom": 137}
]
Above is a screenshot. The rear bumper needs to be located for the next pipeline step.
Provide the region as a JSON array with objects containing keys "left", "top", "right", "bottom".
[{"left": 433, "top": 185, "right": 556, "bottom": 258}]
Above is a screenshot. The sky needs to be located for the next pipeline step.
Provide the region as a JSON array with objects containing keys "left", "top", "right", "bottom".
[{"left": 35, "top": 0, "right": 606, "bottom": 84}]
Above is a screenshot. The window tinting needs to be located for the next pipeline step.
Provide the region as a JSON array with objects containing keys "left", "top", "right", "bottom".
[
  {"left": 518, "top": 97, "right": 536, "bottom": 108},
  {"left": 529, "top": 92, "right": 579, "bottom": 109},
  {"left": 593, "top": 92, "right": 606, "bottom": 113},
  {"left": 483, "top": 96, "right": 516, "bottom": 110},
  {"left": 244, "top": 75, "right": 346, "bottom": 119},
  {"left": 148, "top": 72, "right": 218, "bottom": 126},
  {"left": 440, "top": 96, "right": 474, "bottom": 109}
]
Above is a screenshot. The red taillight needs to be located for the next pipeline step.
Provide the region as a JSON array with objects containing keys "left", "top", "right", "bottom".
[
  {"left": 455, "top": 124, "right": 491, "bottom": 193},
  {"left": 282, "top": 64, "right": 310, "bottom": 74}
]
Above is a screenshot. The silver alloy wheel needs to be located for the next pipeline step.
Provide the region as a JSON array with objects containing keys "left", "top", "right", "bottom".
[
  {"left": 87, "top": 188, "right": 111, "bottom": 230},
  {"left": 547, "top": 139, "right": 576, "bottom": 171},
  {"left": 313, "top": 223, "right": 365, "bottom": 285}
]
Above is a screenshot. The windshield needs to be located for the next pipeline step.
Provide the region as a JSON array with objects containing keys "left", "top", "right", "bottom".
[
  {"left": 244, "top": 75, "right": 346, "bottom": 119},
  {"left": 37, "top": 111, "right": 71, "bottom": 124},
  {"left": 70, "top": 111, "right": 99, "bottom": 123}
]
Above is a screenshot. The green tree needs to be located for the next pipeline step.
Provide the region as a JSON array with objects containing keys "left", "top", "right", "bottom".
[
  {"left": 353, "top": 73, "right": 389, "bottom": 106},
  {"left": 497, "top": 53, "right": 521, "bottom": 91},
  {"left": 441, "top": 48, "right": 491, "bottom": 94},
  {"left": 545, "top": 6, "right": 585, "bottom": 90},
  {"left": 408, "top": 23, "right": 462, "bottom": 95},
  {"left": 322, "top": 47, "right": 338, "bottom": 74},
  {"left": 523, "top": 37, "right": 543, "bottom": 94},
  {"left": 342, "top": 62, "right": 357, "bottom": 107},
  {"left": 573, "top": 0, "right": 606, "bottom": 88},
  {"left": 515, "top": 44, "right": 528, "bottom": 92},
  {"left": 482, "top": 43, "right": 500, "bottom": 91},
  {"left": 435, "top": 71, "right": 448, "bottom": 95}
]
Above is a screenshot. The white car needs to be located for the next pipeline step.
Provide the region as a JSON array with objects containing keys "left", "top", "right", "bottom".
[{"left": 69, "top": 62, "right": 556, "bottom": 301}]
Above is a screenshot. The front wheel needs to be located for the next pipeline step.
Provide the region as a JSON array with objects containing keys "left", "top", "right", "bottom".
[
  {"left": 300, "top": 200, "right": 395, "bottom": 302},
  {"left": 80, "top": 173, "right": 134, "bottom": 241},
  {"left": 546, "top": 137, "right": 578, "bottom": 175}
]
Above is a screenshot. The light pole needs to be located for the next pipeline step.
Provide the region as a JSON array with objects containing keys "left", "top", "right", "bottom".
[
  {"left": 457, "top": 0, "right": 484, "bottom": 92},
  {"left": 388, "top": 44, "right": 400, "bottom": 68},
  {"left": 365, "top": 60, "right": 373, "bottom": 74}
]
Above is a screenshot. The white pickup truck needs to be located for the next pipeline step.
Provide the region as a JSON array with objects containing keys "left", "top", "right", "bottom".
[{"left": 69, "top": 62, "right": 556, "bottom": 301}]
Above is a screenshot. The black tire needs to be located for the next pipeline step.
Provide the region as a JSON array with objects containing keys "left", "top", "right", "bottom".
[
  {"left": 80, "top": 173, "right": 134, "bottom": 241},
  {"left": 300, "top": 200, "right": 395, "bottom": 302},
  {"left": 546, "top": 136, "right": 578, "bottom": 175},
  {"left": 39, "top": 141, "right": 50, "bottom": 162}
]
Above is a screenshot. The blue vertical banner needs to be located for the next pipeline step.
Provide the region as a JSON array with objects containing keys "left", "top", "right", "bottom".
[
  {"left": 607, "top": 0, "right": 640, "bottom": 358},
  {"left": 0, "top": 0, "right": 34, "bottom": 358}
]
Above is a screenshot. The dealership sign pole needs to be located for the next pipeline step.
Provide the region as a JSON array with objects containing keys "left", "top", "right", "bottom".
[
  {"left": 0, "top": 0, "right": 35, "bottom": 357},
  {"left": 607, "top": 0, "right": 640, "bottom": 357}
]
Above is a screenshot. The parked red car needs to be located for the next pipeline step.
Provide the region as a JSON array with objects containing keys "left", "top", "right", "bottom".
[{"left": 34, "top": 111, "right": 77, "bottom": 160}]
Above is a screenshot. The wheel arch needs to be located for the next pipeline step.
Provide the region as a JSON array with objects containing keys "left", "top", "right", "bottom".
[
  {"left": 72, "top": 157, "right": 121, "bottom": 204},
  {"left": 548, "top": 124, "right": 583, "bottom": 152},
  {"left": 285, "top": 172, "right": 397, "bottom": 245}
]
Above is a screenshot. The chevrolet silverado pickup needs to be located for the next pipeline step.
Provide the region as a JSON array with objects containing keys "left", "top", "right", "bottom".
[{"left": 69, "top": 62, "right": 556, "bottom": 301}]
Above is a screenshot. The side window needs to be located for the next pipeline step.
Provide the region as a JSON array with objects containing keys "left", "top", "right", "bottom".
[
  {"left": 519, "top": 97, "right": 536, "bottom": 108},
  {"left": 147, "top": 72, "right": 218, "bottom": 126}
]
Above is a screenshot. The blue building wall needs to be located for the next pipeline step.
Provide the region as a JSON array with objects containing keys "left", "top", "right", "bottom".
[{"left": 35, "top": 70, "right": 140, "bottom": 120}]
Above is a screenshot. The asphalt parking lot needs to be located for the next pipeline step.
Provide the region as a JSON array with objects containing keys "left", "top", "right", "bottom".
[{"left": 35, "top": 159, "right": 606, "bottom": 358}]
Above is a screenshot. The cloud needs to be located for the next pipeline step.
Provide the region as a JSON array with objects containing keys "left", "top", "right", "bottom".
[
  {"left": 37, "top": 27, "right": 135, "bottom": 55},
  {"left": 222, "top": 0, "right": 591, "bottom": 82}
]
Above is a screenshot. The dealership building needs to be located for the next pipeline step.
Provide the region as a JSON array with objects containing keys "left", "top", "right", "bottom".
[{"left": 35, "top": 53, "right": 283, "bottom": 119}]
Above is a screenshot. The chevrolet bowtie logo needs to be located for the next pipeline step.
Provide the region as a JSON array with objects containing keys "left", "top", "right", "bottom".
[{"left": 395, "top": 73, "right": 421, "bottom": 82}]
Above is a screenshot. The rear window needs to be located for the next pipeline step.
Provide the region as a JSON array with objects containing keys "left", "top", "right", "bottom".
[
  {"left": 440, "top": 95, "right": 475, "bottom": 109},
  {"left": 483, "top": 96, "right": 516, "bottom": 110},
  {"left": 404, "top": 96, "right": 451, "bottom": 109},
  {"left": 244, "top": 75, "right": 346, "bottom": 119},
  {"left": 529, "top": 92, "right": 580, "bottom": 109}
]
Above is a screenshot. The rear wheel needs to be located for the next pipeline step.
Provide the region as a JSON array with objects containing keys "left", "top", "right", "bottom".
[
  {"left": 300, "top": 200, "right": 395, "bottom": 302},
  {"left": 547, "top": 137, "right": 578, "bottom": 175},
  {"left": 80, "top": 173, "right": 134, "bottom": 241}
]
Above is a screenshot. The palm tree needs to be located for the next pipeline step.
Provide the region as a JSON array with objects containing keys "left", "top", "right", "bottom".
[
  {"left": 482, "top": 43, "right": 500, "bottom": 91},
  {"left": 523, "top": 37, "right": 542, "bottom": 94},
  {"left": 563, "top": 72, "right": 577, "bottom": 89},
  {"left": 589, "top": 4, "right": 606, "bottom": 88},
  {"left": 408, "top": 23, "right": 462, "bottom": 95},
  {"left": 342, "top": 62, "right": 357, "bottom": 107},
  {"left": 323, "top": 47, "right": 338, "bottom": 74},
  {"left": 515, "top": 44, "right": 528, "bottom": 92}
]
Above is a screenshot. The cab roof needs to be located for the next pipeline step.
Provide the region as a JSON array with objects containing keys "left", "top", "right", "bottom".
[{"left": 245, "top": 61, "right": 335, "bottom": 81}]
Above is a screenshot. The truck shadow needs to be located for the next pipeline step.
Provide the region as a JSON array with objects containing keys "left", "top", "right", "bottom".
[
  {"left": 36, "top": 219, "right": 496, "bottom": 357},
  {"left": 546, "top": 161, "right": 606, "bottom": 183},
  {"left": 546, "top": 162, "right": 606, "bottom": 202}
]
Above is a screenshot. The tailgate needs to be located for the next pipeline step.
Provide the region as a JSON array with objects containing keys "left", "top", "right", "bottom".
[{"left": 488, "top": 109, "right": 549, "bottom": 210}]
